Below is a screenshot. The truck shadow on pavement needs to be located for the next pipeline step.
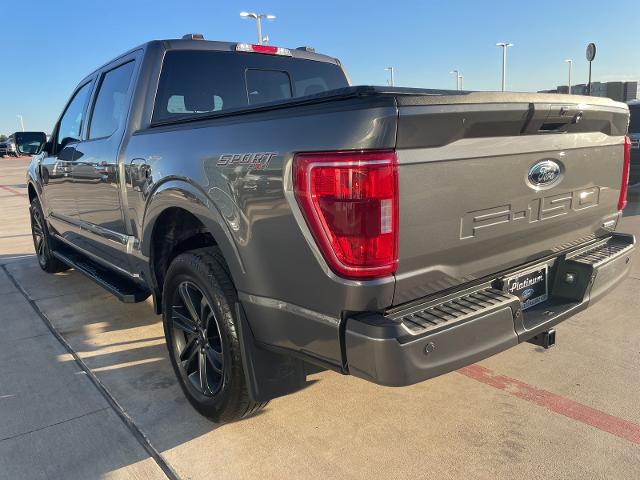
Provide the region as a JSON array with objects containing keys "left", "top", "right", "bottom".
[{"left": 1, "top": 256, "right": 281, "bottom": 456}]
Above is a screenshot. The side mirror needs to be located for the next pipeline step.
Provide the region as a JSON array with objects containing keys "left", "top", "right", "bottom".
[
  {"left": 14, "top": 131, "right": 47, "bottom": 156},
  {"left": 43, "top": 141, "right": 53, "bottom": 155}
]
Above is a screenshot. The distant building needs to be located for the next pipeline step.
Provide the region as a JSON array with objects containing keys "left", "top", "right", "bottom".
[
  {"left": 538, "top": 80, "right": 638, "bottom": 101},
  {"left": 625, "top": 82, "right": 638, "bottom": 101}
]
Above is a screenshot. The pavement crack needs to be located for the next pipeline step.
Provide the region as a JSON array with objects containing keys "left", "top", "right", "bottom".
[
  {"left": 0, "top": 408, "right": 110, "bottom": 443},
  {"left": 1, "top": 264, "right": 180, "bottom": 480}
]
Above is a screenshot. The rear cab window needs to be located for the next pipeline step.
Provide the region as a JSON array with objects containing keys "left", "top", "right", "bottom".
[{"left": 152, "top": 50, "right": 348, "bottom": 123}]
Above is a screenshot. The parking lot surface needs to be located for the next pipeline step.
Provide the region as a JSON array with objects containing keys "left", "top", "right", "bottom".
[{"left": 1, "top": 156, "right": 639, "bottom": 479}]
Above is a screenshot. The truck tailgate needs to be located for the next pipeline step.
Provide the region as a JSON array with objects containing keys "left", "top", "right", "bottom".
[{"left": 393, "top": 93, "right": 629, "bottom": 305}]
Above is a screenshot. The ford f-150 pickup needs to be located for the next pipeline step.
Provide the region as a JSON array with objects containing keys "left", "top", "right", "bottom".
[{"left": 22, "top": 35, "right": 635, "bottom": 423}]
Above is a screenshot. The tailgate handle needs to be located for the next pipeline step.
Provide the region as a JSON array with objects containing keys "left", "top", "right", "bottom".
[{"left": 539, "top": 105, "right": 583, "bottom": 131}]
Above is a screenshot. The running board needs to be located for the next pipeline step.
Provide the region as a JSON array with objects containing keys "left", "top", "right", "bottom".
[{"left": 52, "top": 246, "right": 150, "bottom": 303}]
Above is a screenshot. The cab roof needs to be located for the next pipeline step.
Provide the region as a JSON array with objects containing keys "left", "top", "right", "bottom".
[{"left": 85, "top": 37, "right": 339, "bottom": 79}]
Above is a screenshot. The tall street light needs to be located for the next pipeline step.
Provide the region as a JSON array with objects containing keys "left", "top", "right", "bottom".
[
  {"left": 16, "top": 114, "right": 24, "bottom": 132},
  {"left": 496, "top": 42, "right": 513, "bottom": 91},
  {"left": 564, "top": 59, "right": 573, "bottom": 94},
  {"left": 449, "top": 70, "right": 462, "bottom": 90},
  {"left": 240, "top": 11, "right": 276, "bottom": 45},
  {"left": 385, "top": 67, "right": 395, "bottom": 86}
]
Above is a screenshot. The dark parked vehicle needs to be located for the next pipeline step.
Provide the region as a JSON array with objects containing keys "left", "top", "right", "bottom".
[
  {"left": 628, "top": 100, "right": 640, "bottom": 187},
  {"left": 23, "top": 36, "right": 635, "bottom": 422},
  {"left": 0, "top": 135, "right": 18, "bottom": 157}
]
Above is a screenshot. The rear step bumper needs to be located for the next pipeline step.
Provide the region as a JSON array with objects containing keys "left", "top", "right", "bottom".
[{"left": 344, "top": 233, "right": 635, "bottom": 387}]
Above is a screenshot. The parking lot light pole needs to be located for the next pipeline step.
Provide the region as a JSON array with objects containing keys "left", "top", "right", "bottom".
[
  {"left": 496, "top": 42, "right": 513, "bottom": 91},
  {"left": 240, "top": 11, "right": 276, "bottom": 45},
  {"left": 385, "top": 67, "right": 395, "bottom": 86},
  {"left": 449, "top": 70, "right": 461, "bottom": 90},
  {"left": 565, "top": 59, "right": 573, "bottom": 94},
  {"left": 16, "top": 115, "right": 24, "bottom": 132}
]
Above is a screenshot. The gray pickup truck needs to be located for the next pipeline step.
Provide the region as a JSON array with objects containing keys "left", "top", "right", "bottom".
[{"left": 22, "top": 35, "right": 635, "bottom": 423}]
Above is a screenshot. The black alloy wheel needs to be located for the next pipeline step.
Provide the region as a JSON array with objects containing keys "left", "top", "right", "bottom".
[
  {"left": 30, "top": 203, "right": 46, "bottom": 266},
  {"left": 162, "top": 248, "right": 267, "bottom": 422},
  {"left": 29, "top": 197, "right": 67, "bottom": 273},
  {"left": 170, "top": 280, "right": 225, "bottom": 397}
]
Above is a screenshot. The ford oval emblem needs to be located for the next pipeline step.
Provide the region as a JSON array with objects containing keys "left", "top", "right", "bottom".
[
  {"left": 527, "top": 160, "right": 562, "bottom": 189},
  {"left": 522, "top": 288, "right": 535, "bottom": 300}
]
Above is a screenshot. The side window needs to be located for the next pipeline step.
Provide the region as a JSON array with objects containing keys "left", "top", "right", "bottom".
[
  {"left": 88, "top": 61, "right": 135, "bottom": 139},
  {"left": 56, "top": 82, "right": 92, "bottom": 152}
]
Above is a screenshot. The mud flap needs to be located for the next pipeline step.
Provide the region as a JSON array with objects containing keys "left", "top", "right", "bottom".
[{"left": 235, "top": 302, "right": 307, "bottom": 402}]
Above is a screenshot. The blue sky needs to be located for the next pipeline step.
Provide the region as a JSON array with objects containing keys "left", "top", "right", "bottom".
[{"left": 1, "top": 0, "right": 638, "bottom": 135}]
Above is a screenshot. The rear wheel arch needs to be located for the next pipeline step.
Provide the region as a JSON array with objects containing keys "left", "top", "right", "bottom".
[
  {"left": 142, "top": 184, "right": 246, "bottom": 313},
  {"left": 27, "top": 182, "right": 37, "bottom": 203}
]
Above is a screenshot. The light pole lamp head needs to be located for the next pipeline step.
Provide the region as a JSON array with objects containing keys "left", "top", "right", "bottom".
[
  {"left": 240, "top": 11, "right": 257, "bottom": 19},
  {"left": 265, "top": 14, "right": 276, "bottom": 20},
  {"left": 496, "top": 42, "right": 513, "bottom": 48}
]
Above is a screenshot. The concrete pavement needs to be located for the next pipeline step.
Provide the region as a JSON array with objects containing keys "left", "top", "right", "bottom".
[
  {"left": 1, "top": 156, "right": 639, "bottom": 479},
  {"left": 0, "top": 158, "right": 167, "bottom": 480}
]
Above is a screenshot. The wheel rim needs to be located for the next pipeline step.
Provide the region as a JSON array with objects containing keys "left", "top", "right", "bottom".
[
  {"left": 171, "top": 281, "right": 225, "bottom": 397},
  {"left": 30, "top": 206, "right": 46, "bottom": 263}
]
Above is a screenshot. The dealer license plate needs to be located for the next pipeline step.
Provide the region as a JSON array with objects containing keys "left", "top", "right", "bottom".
[{"left": 505, "top": 265, "right": 548, "bottom": 310}]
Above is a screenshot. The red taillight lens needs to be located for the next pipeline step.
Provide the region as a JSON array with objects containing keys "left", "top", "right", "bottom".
[
  {"left": 294, "top": 150, "right": 399, "bottom": 279},
  {"left": 618, "top": 136, "right": 631, "bottom": 211},
  {"left": 250, "top": 44, "right": 278, "bottom": 54}
]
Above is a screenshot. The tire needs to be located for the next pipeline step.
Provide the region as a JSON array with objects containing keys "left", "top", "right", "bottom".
[
  {"left": 162, "top": 247, "right": 267, "bottom": 423},
  {"left": 29, "top": 197, "right": 69, "bottom": 273}
]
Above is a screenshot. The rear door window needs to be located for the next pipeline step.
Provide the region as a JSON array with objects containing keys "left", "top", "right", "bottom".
[{"left": 88, "top": 61, "right": 135, "bottom": 139}]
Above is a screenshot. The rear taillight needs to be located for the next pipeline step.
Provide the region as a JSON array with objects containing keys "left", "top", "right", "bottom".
[
  {"left": 618, "top": 136, "right": 631, "bottom": 211},
  {"left": 235, "top": 43, "right": 292, "bottom": 56},
  {"left": 293, "top": 150, "right": 398, "bottom": 279}
]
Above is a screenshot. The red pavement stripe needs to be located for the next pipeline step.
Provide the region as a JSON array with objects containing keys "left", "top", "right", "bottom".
[
  {"left": 0, "top": 185, "right": 27, "bottom": 197},
  {"left": 458, "top": 364, "right": 640, "bottom": 445}
]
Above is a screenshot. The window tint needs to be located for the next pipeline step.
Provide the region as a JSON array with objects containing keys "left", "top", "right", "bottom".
[
  {"left": 295, "top": 76, "right": 329, "bottom": 97},
  {"left": 246, "top": 70, "right": 292, "bottom": 105},
  {"left": 153, "top": 50, "right": 348, "bottom": 123},
  {"left": 167, "top": 94, "right": 223, "bottom": 113},
  {"left": 56, "top": 82, "right": 92, "bottom": 151},
  {"left": 89, "top": 61, "right": 135, "bottom": 139}
]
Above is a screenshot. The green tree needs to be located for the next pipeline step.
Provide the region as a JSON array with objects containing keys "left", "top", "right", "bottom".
[{"left": 0, "top": 134, "right": 7, "bottom": 142}]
